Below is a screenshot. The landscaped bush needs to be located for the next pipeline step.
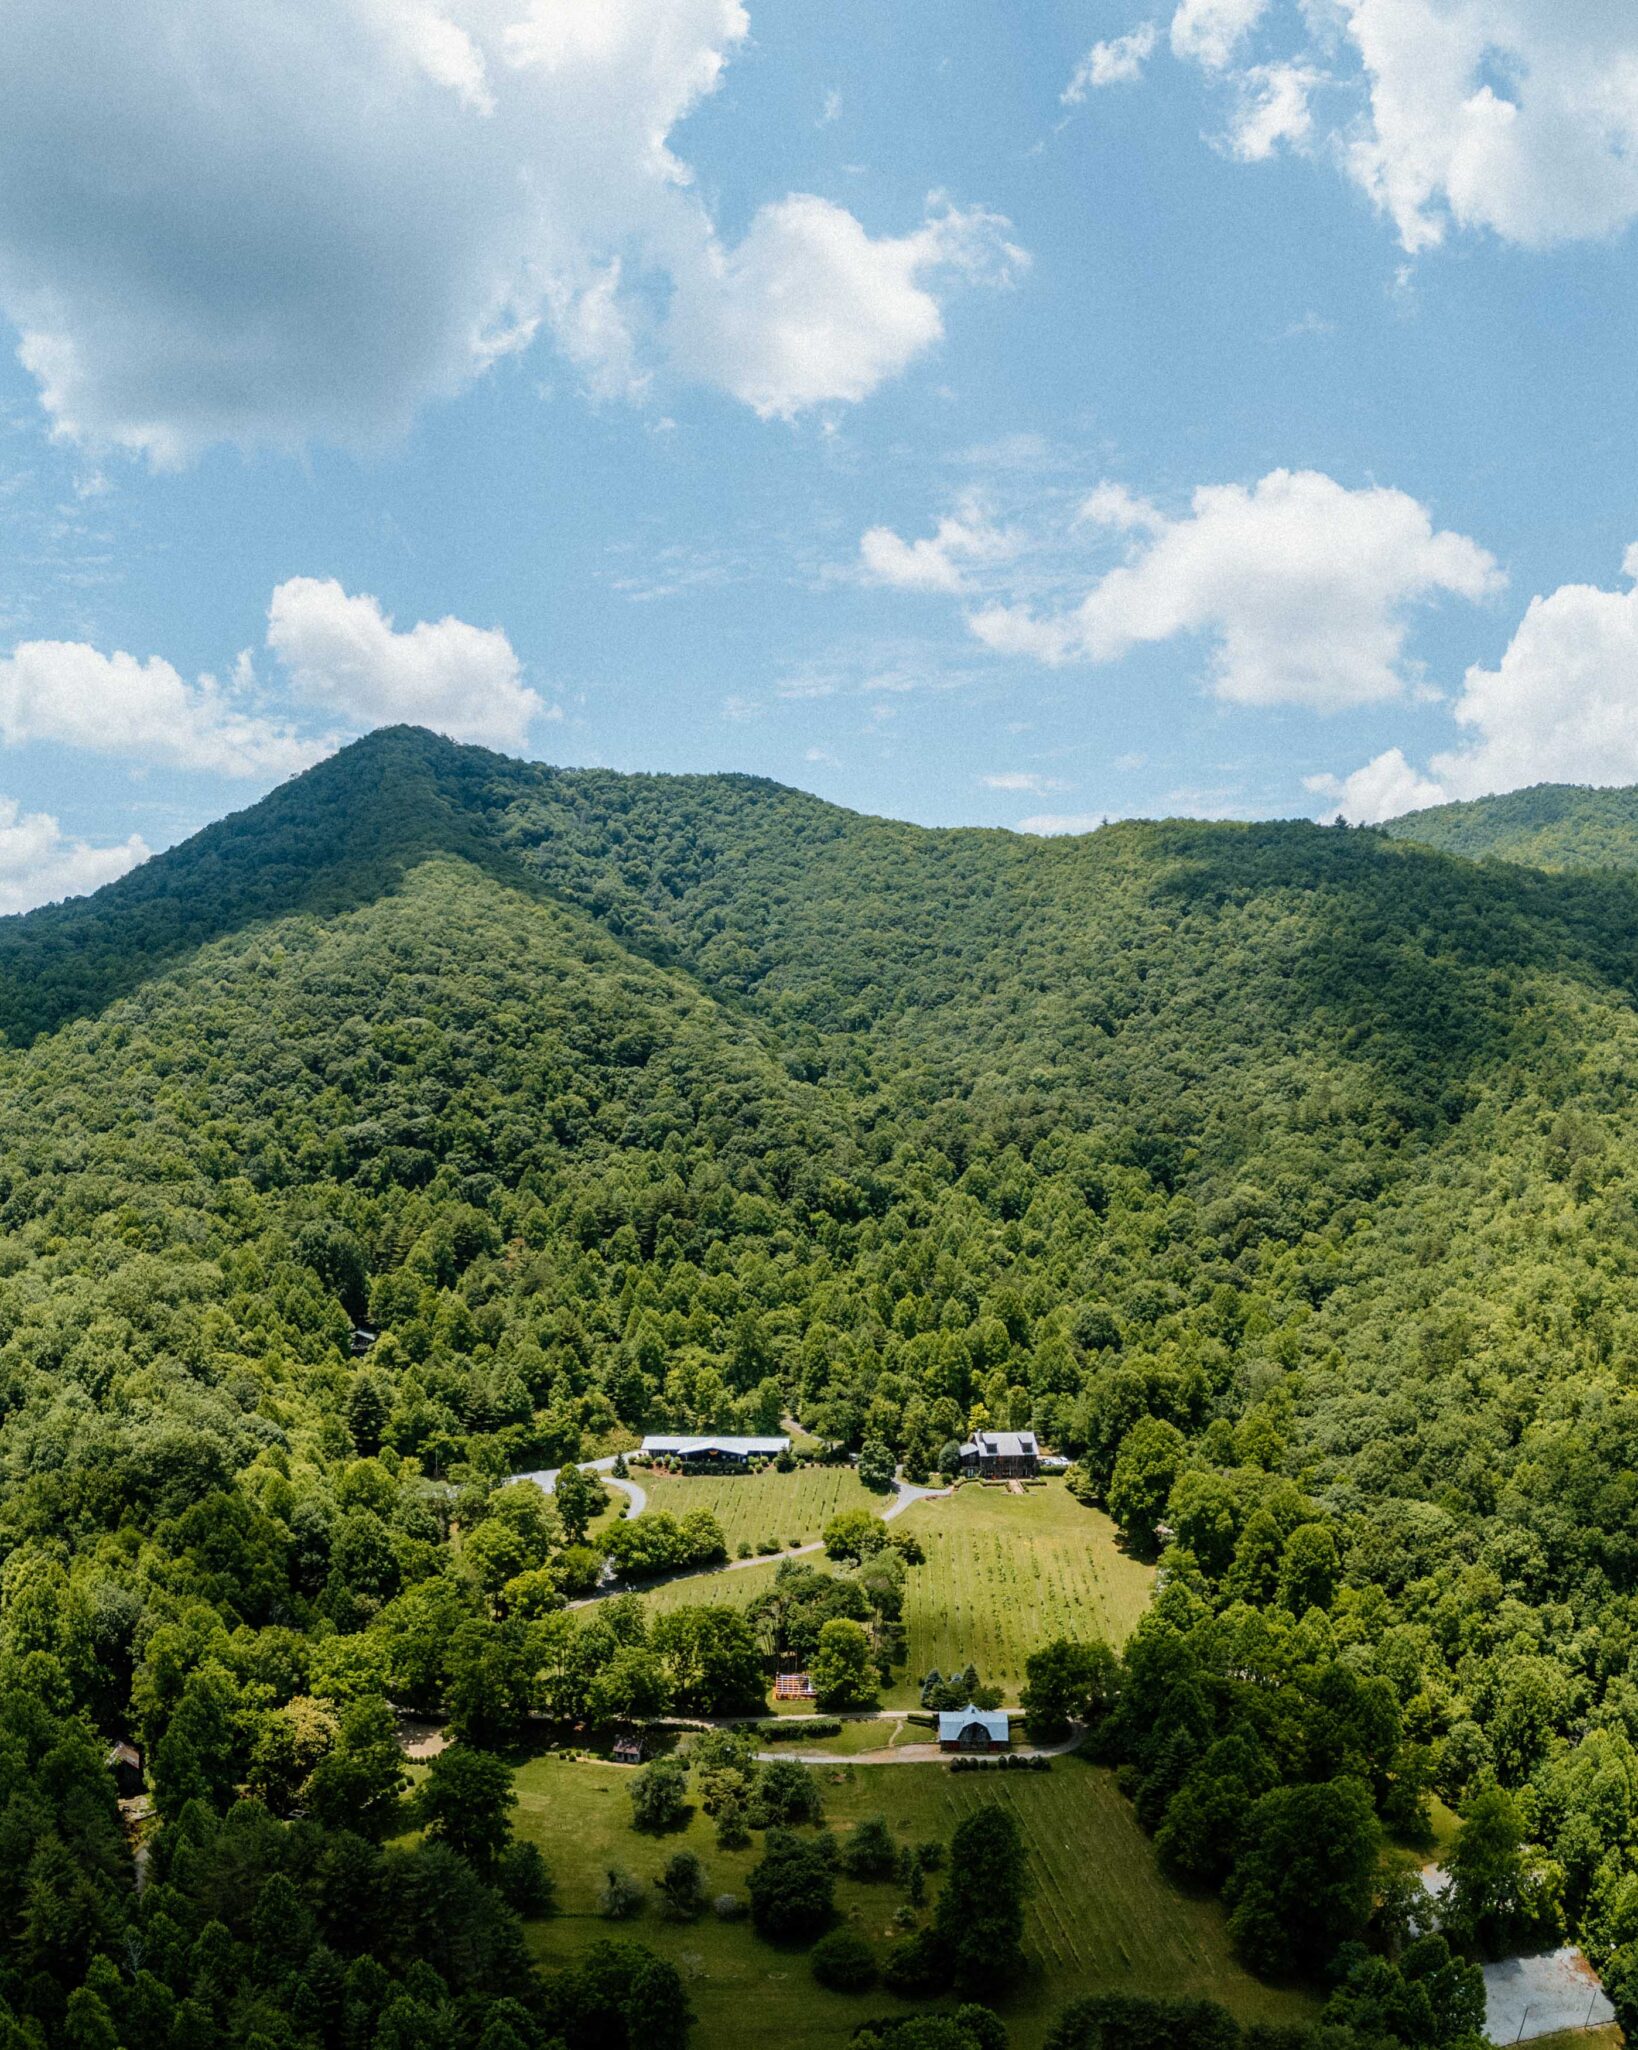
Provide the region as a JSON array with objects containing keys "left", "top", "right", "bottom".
[
  {"left": 732, "top": 1718, "right": 843, "bottom": 1741},
  {"left": 810, "top": 1927, "right": 878, "bottom": 1991},
  {"left": 598, "top": 1867, "right": 645, "bottom": 1919},
  {"left": 948, "top": 1753, "right": 1051, "bottom": 1773},
  {"left": 713, "top": 1893, "right": 745, "bottom": 1920},
  {"left": 605, "top": 1508, "right": 727, "bottom": 1578},
  {"left": 838, "top": 1814, "right": 898, "bottom": 1879},
  {"left": 747, "top": 1829, "right": 836, "bottom": 1940}
]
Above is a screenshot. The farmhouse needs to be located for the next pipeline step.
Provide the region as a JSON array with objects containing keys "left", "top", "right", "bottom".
[
  {"left": 959, "top": 1429, "right": 1039, "bottom": 1479},
  {"left": 640, "top": 1434, "right": 789, "bottom": 1469},
  {"left": 938, "top": 1706, "right": 1011, "bottom": 1752}
]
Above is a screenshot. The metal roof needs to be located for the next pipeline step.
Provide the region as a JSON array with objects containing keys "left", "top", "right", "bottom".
[
  {"left": 960, "top": 1431, "right": 1039, "bottom": 1459},
  {"left": 640, "top": 1435, "right": 790, "bottom": 1455},
  {"left": 937, "top": 1706, "right": 1011, "bottom": 1742}
]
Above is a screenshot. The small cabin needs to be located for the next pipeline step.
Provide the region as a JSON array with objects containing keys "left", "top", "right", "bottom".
[
  {"left": 938, "top": 1706, "right": 1011, "bottom": 1753},
  {"left": 105, "top": 1740, "right": 144, "bottom": 1797},
  {"left": 611, "top": 1732, "right": 645, "bottom": 1766},
  {"left": 640, "top": 1434, "right": 789, "bottom": 1470},
  {"left": 958, "top": 1430, "right": 1039, "bottom": 1480}
]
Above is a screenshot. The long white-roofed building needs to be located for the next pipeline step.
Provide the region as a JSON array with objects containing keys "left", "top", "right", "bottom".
[{"left": 639, "top": 1434, "right": 788, "bottom": 1468}]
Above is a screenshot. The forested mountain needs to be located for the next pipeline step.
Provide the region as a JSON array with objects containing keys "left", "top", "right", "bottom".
[
  {"left": 1385, "top": 779, "right": 1638, "bottom": 872},
  {"left": 13, "top": 725, "right": 1638, "bottom": 2047}
]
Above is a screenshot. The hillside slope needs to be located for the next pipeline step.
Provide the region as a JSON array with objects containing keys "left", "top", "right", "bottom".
[
  {"left": 1385, "top": 779, "right": 1638, "bottom": 871},
  {"left": 9, "top": 729, "right": 1638, "bottom": 2043}
]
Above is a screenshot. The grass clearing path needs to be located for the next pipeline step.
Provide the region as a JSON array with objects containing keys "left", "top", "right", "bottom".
[
  {"left": 514, "top": 1749, "right": 1312, "bottom": 2050},
  {"left": 883, "top": 1482, "right": 1154, "bottom": 1704},
  {"left": 638, "top": 1463, "right": 883, "bottom": 1554},
  {"left": 636, "top": 1480, "right": 1153, "bottom": 1708}
]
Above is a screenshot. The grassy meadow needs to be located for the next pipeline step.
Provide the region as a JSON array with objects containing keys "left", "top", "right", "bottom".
[
  {"left": 634, "top": 1480, "right": 1154, "bottom": 1706},
  {"left": 883, "top": 1483, "right": 1155, "bottom": 1705},
  {"left": 513, "top": 1748, "right": 1314, "bottom": 2050},
  {"left": 637, "top": 1461, "right": 883, "bottom": 1552}
]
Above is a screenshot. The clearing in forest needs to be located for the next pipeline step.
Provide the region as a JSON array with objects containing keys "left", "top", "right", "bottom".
[
  {"left": 637, "top": 1462, "right": 885, "bottom": 1553},
  {"left": 635, "top": 1480, "right": 1153, "bottom": 1705},
  {"left": 514, "top": 1750, "right": 1313, "bottom": 2050},
  {"left": 881, "top": 1481, "right": 1155, "bottom": 1705}
]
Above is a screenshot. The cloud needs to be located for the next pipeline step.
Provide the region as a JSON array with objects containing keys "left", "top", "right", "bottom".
[
  {"left": 1170, "top": 0, "right": 1269, "bottom": 72},
  {"left": 1342, "top": 0, "right": 1638, "bottom": 251},
  {"left": 266, "top": 578, "right": 542, "bottom": 750},
  {"left": 968, "top": 468, "right": 1501, "bottom": 709},
  {"left": 1159, "top": 0, "right": 1638, "bottom": 253},
  {"left": 1225, "top": 61, "right": 1320, "bottom": 161},
  {"left": 1078, "top": 481, "right": 1164, "bottom": 533},
  {"left": 981, "top": 771, "right": 1069, "bottom": 793},
  {"left": 1304, "top": 746, "right": 1445, "bottom": 823},
  {"left": 667, "top": 196, "right": 1025, "bottom": 421},
  {"left": 1016, "top": 812, "right": 1107, "bottom": 835},
  {"left": 0, "top": 797, "right": 148, "bottom": 914},
  {"left": 0, "top": 0, "right": 1020, "bottom": 460},
  {"left": 1063, "top": 23, "right": 1159, "bottom": 99},
  {"left": 1311, "top": 546, "right": 1638, "bottom": 820},
  {"left": 0, "top": 641, "right": 322, "bottom": 777},
  {"left": 859, "top": 496, "right": 1016, "bottom": 594}
]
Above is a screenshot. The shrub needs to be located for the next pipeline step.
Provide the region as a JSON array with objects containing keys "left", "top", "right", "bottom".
[
  {"left": 713, "top": 1893, "right": 745, "bottom": 1920},
  {"left": 598, "top": 1867, "right": 645, "bottom": 1920},
  {"left": 882, "top": 1927, "right": 948, "bottom": 1996},
  {"left": 823, "top": 1509, "right": 887, "bottom": 1564},
  {"left": 496, "top": 1840, "right": 555, "bottom": 1917},
  {"left": 655, "top": 1850, "right": 709, "bottom": 1921},
  {"left": 839, "top": 1815, "right": 898, "bottom": 1880},
  {"left": 809, "top": 1927, "right": 878, "bottom": 1991},
  {"left": 748, "top": 1829, "right": 836, "bottom": 1941},
  {"left": 630, "top": 1755, "right": 690, "bottom": 1832},
  {"left": 747, "top": 1757, "right": 824, "bottom": 1828}
]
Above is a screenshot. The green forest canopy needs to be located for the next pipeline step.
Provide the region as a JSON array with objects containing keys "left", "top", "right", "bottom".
[{"left": 11, "top": 726, "right": 1638, "bottom": 2046}]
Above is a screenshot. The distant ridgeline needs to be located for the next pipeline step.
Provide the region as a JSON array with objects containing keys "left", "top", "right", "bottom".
[
  {"left": 8, "top": 727, "right": 1638, "bottom": 2043},
  {"left": 1384, "top": 778, "right": 1638, "bottom": 872}
]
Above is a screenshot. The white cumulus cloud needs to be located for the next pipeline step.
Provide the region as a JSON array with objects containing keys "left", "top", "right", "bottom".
[
  {"left": 1342, "top": 0, "right": 1638, "bottom": 252},
  {"left": 1226, "top": 61, "right": 1320, "bottom": 161},
  {"left": 1063, "top": 23, "right": 1160, "bottom": 99},
  {"left": 0, "top": 0, "right": 1019, "bottom": 460},
  {"left": 968, "top": 468, "right": 1501, "bottom": 709},
  {"left": 1171, "top": 0, "right": 1269, "bottom": 72},
  {"left": 266, "top": 579, "right": 542, "bottom": 750},
  {"left": 1159, "top": 0, "right": 1638, "bottom": 254},
  {"left": 0, "top": 797, "right": 149, "bottom": 915},
  {"left": 859, "top": 497, "right": 1016, "bottom": 594},
  {"left": 668, "top": 196, "right": 1025, "bottom": 422},
  {"left": 0, "top": 642, "right": 322, "bottom": 778},
  {"left": 1304, "top": 746, "right": 1446, "bottom": 823},
  {"left": 1311, "top": 546, "right": 1638, "bottom": 819}
]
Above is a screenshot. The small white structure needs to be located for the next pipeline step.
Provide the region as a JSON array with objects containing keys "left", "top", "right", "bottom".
[
  {"left": 1482, "top": 1947, "right": 1613, "bottom": 2043},
  {"left": 640, "top": 1434, "right": 788, "bottom": 1468},
  {"left": 937, "top": 1706, "right": 1011, "bottom": 1752}
]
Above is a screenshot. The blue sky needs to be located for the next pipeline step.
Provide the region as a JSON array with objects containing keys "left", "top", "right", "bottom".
[{"left": 1, "top": 0, "right": 1636, "bottom": 908}]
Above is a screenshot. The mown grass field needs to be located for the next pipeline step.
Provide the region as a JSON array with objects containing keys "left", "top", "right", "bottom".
[
  {"left": 635, "top": 1481, "right": 1153, "bottom": 1709},
  {"left": 513, "top": 1748, "right": 1313, "bottom": 2050},
  {"left": 638, "top": 1462, "right": 883, "bottom": 1552},
  {"left": 883, "top": 1483, "right": 1154, "bottom": 1704}
]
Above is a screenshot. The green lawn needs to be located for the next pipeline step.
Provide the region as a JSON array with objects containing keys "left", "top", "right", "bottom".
[
  {"left": 636, "top": 1481, "right": 1154, "bottom": 1709},
  {"left": 883, "top": 1483, "right": 1154, "bottom": 1705},
  {"left": 513, "top": 1748, "right": 1314, "bottom": 2050},
  {"left": 637, "top": 1463, "right": 886, "bottom": 1552}
]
